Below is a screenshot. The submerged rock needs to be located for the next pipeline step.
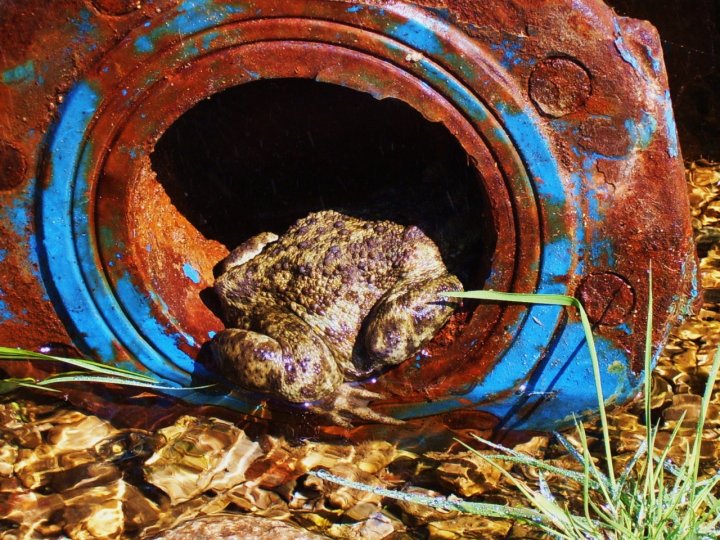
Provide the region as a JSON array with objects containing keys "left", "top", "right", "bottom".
[
  {"left": 152, "top": 514, "right": 327, "bottom": 540},
  {"left": 143, "top": 416, "right": 262, "bottom": 504}
]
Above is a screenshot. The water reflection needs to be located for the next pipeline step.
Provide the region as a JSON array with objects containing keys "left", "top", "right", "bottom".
[{"left": 1, "top": 163, "right": 719, "bottom": 538}]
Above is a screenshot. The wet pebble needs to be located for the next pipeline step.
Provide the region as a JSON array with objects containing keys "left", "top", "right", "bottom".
[{"left": 152, "top": 515, "right": 326, "bottom": 540}]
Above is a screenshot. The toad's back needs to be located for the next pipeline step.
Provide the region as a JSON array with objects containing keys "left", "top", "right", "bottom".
[{"left": 216, "top": 210, "right": 456, "bottom": 365}]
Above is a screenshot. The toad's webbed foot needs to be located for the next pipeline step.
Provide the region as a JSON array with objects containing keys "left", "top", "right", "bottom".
[{"left": 307, "top": 383, "right": 403, "bottom": 428}]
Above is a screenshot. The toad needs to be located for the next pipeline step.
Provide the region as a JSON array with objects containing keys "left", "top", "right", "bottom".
[{"left": 210, "top": 210, "right": 462, "bottom": 425}]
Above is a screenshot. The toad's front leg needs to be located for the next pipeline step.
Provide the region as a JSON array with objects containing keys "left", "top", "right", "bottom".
[
  {"left": 361, "top": 273, "right": 463, "bottom": 370},
  {"left": 210, "top": 307, "right": 402, "bottom": 426},
  {"left": 209, "top": 306, "right": 342, "bottom": 403}
]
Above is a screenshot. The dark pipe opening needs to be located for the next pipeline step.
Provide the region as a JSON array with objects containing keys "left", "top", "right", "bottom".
[{"left": 151, "top": 78, "right": 494, "bottom": 287}]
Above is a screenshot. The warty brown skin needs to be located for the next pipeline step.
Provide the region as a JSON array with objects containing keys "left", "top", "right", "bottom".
[{"left": 210, "top": 210, "right": 462, "bottom": 406}]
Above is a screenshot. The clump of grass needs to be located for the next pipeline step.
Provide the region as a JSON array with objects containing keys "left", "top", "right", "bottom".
[
  {"left": 314, "top": 279, "right": 720, "bottom": 539},
  {"left": 0, "top": 347, "right": 204, "bottom": 394}
]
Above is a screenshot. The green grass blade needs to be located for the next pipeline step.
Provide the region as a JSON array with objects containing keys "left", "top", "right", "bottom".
[
  {"left": 692, "top": 478, "right": 720, "bottom": 513},
  {"left": 695, "top": 471, "right": 720, "bottom": 489},
  {"left": 473, "top": 453, "right": 598, "bottom": 486},
  {"left": 1, "top": 346, "right": 217, "bottom": 393},
  {"left": 653, "top": 413, "right": 686, "bottom": 487},
  {"left": 444, "top": 290, "right": 577, "bottom": 307},
  {"left": 576, "top": 422, "right": 616, "bottom": 517},
  {"left": 537, "top": 471, "right": 555, "bottom": 502},
  {"left": 35, "top": 374, "right": 214, "bottom": 391},
  {"left": 17, "top": 381, "right": 63, "bottom": 392},
  {"left": 431, "top": 281, "right": 720, "bottom": 539},
  {"left": 0, "top": 378, "right": 61, "bottom": 394},
  {"left": 445, "top": 289, "right": 616, "bottom": 489},
  {"left": 617, "top": 438, "right": 647, "bottom": 494},
  {"left": 554, "top": 428, "right": 611, "bottom": 490},
  {"left": 692, "top": 345, "right": 720, "bottom": 481},
  {"left": 582, "top": 442, "right": 593, "bottom": 530},
  {"left": 0, "top": 378, "right": 26, "bottom": 394},
  {"left": 471, "top": 453, "right": 578, "bottom": 538},
  {"left": 644, "top": 268, "right": 656, "bottom": 512},
  {"left": 464, "top": 435, "right": 602, "bottom": 487},
  {"left": 311, "top": 468, "right": 548, "bottom": 523},
  {"left": 466, "top": 438, "right": 614, "bottom": 538},
  {"left": 701, "top": 491, "right": 720, "bottom": 531},
  {"left": 0, "top": 346, "right": 158, "bottom": 382},
  {"left": 553, "top": 430, "right": 589, "bottom": 467}
]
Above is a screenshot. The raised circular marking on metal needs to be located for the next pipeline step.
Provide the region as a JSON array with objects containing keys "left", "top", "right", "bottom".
[{"left": 529, "top": 57, "right": 591, "bottom": 117}]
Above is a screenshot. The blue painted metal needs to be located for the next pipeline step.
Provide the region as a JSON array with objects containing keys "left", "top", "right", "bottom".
[{"left": 0, "top": 0, "right": 697, "bottom": 436}]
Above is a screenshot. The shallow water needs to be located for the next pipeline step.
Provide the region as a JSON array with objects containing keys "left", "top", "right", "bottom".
[{"left": 1, "top": 163, "right": 719, "bottom": 539}]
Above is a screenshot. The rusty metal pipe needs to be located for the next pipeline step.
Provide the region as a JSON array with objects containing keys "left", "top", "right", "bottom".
[{"left": 0, "top": 0, "right": 697, "bottom": 435}]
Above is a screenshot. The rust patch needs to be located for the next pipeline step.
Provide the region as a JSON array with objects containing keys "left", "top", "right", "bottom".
[{"left": 0, "top": 140, "right": 26, "bottom": 190}]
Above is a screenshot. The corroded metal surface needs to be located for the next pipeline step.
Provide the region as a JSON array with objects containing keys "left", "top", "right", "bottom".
[{"left": 0, "top": 0, "right": 697, "bottom": 434}]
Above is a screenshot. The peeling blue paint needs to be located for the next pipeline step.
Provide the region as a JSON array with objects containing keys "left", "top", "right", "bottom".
[
  {"left": 496, "top": 104, "right": 565, "bottom": 207},
  {"left": 149, "top": 290, "right": 171, "bottom": 316},
  {"left": 425, "top": 7, "right": 451, "bottom": 21},
  {"left": 490, "top": 39, "right": 529, "bottom": 70},
  {"left": 40, "top": 76, "right": 224, "bottom": 385},
  {"left": 26, "top": 225, "right": 46, "bottom": 296},
  {"left": 0, "top": 249, "right": 7, "bottom": 262},
  {"left": 589, "top": 237, "right": 616, "bottom": 267},
  {"left": 31, "top": 2, "right": 658, "bottom": 429},
  {"left": 392, "top": 321, "right": 637, "bottom": 431},
  {"left": 568, "top": 168, "right": 587, "bottom": 254},
  {"left": 389, "top": 20, "right": 444, "bottom": 55},
  {"left": 182, "top": 262, "right": 201, "bottom": 284},
  {"left": 660, "top": 90, "right": 679, "bottom": 158},
  {"left": 71, "top": 9, "right": 96, "bottom": 37},
  {"left": 5, "top": 202, "right": 30, "bottom": 236},
  {"left": 570, "top": 150, "right": 616, "bottom": 267},
  {"left": 2, "top": 61, "right": 35, "bottom": 84},
  {"left": 616, "top": 323, "right": 632, "bottom": 335},
  {"left": 498, "top": 329, "right": 635, "bottom": 431},
  {"left": 614, "top": 20, "right": 643, "bottom": 76},
  {"left": 208, "top": 330, "right": 217, "bottom": 339},
  {"left": 184, "top": 43, "right": 200, "bottom": 57},
  {"left": 134, "top": 35, "right": 154, "bottom": 53},
  {"left": 389, "top": 98, "right": 588, "bottom": 425},
  {"left": 644, "top": 44, "right": 662, "bottom": 73},
  {"left": 580, "top": 164, "right": 612, "bottom": 266},
  {"left": 201, "top": 30, "right": 220, "bottom": 50},
  {"left": 407, "top": 65, "right": 656, "bottom": 427},
  {"left": 41, "top": 81, "right": 117, "bottom": 360},
  {"left": 347, "top": 5, "right": 362, "bottom": 13},
  {"left": 134, "top": 0, "right": 245, "bottom": 54},
  {"left": 625, "top": 111, "right": 657, "bottom": 151},
  {"left": 0, "top": 290, "right": 12, "bottom": 323},
  {"left": 48, "top": 81, "right": 98, "bottom": 180},
  {"left": 115, "top": 274, "right": 196, "bottom": 382},
  {"left": 687, "top": 259, "right": 699, "bottom": 308}
]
